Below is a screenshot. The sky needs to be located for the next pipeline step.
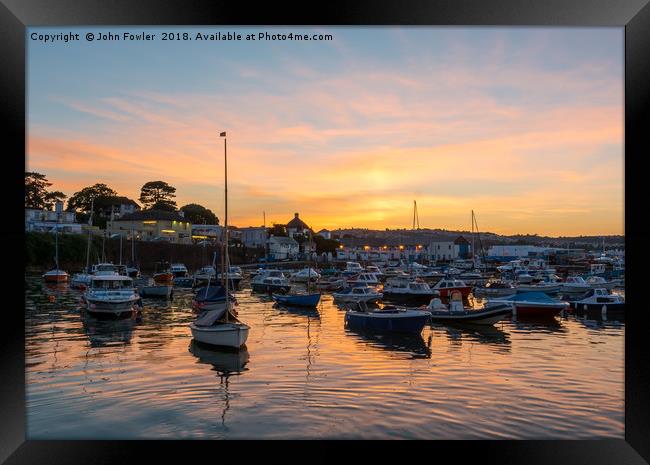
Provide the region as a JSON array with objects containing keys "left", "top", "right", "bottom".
[{"left": 27, "top": 27, "right": 624, "bottom": 236}]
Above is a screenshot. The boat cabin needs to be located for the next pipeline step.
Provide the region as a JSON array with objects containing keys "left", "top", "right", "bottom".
[{"left": 90, "top": 275, "right": 134, "bottom": 289}]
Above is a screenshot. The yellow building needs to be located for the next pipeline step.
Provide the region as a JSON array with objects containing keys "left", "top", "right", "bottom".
[{"left": 107, "top": 210, "right": 192, "bottom": 244}]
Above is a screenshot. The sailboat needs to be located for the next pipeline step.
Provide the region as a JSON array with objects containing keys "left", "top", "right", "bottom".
[
  {"left": 43, "top": 212, "right": 69, "bottom": 283},
  {"left": 126, "top": 228, "right": 140, "bottom": 278},
  {"left": 190, "top": 131, "right": 250, "bottom": 348}
]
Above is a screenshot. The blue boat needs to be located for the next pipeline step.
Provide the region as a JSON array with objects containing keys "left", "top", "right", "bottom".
[
  {"left": 272, "top": 293, "right": 321, "bottom": 307},
  {"left": 345, "top": 306, "right": 430, "bottom": 334},
  {"left": 565, "top": 288, "right": 625, "bottom": 314}
]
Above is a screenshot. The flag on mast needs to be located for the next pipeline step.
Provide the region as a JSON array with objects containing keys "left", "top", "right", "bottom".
[{"left": 220, "top": 131, "right": 226, "bottom": 137}]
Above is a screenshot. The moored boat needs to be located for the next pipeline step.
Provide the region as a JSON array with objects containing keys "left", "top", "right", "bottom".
[
  {"left": 382, "top": 277, "right": 438, "bottom": 305},
  {"left": 564, "top": 288, "right": 625, "bottom": 314},
  {"left": 345, "top": 303, "right": 430, "bottom": 334},
  {"left": 84, "top": 274, "right": 140, "bottom": 316},
  {"left": 333, "top": 285, "right": 383, "bottom": 304},
  {"left": 425, "top": 293, "right": 511, "bottom": 326},
  {"left": 431, "top": 278, "right": 473, "bottom": 298},
  {"left": 491, "top": 291, "right": 569, "bottom": 318},
  {"left": 272, "top": 292, "right": 321, "bottom": 307}
]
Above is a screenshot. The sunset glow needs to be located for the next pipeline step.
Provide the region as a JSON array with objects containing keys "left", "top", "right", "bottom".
[{"left": 27, "top": 27, "right": 623, "bottom": 236}]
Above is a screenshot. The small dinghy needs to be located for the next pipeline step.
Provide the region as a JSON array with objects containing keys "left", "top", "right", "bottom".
[
  {"left": 272, "top": 292, "right": 321, "bottom": 307},
  {"left": 426, "top": 292, "right": 511, "bottom": 326},
  {"left": 345, "top": 302, "right": 430, "bottom": 334},
  {"left": 491, "top": 291, "right": 568, "bottom": 318}
]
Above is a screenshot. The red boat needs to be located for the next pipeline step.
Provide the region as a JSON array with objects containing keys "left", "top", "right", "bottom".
[
  {"left": 42, "top": 269, "right": 69, "bottom": 283},
  {"left": 431, "top": 278, "right": 473, "bottom": 298}
]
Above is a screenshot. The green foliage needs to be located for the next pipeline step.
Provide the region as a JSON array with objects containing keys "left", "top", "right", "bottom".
[
  {"left": 67, "top": 184, "right": 118, "bottom": 212},
  {"left": 313, "top": 235, "right": 340, "bottom": 254},
  {"left": 139, "top": 181, "right": 177, "bottom": 209},
  {"left": 180, "top": 203, "right": 218, "bottom": 224},
  {"left": 267, "top": 224, "right": 287, "bottom": 237},
  {"left": 25, "top": 172, "right": 66, "bottom": 209},
  {"left": 151, "top": 201, "right": 178, "bottom": 212}
]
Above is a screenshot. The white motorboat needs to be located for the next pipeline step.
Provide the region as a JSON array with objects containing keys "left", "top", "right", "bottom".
[
  {"left": 135, "top": 277, "right": 173, "bottom": 299},
  {"left": 251, "top": 269, "right": 291, "bottom": 292},
  {"left": 345, "top": 262, "right": 364, "bottom": 273},
  {"left": 365, "top": 265, "right": 385, "bottom": 280},
  {"left": 425, "top": 294, "right": 512, "bottom": 326},
  {"left": 333, "top": 285, "right": 383, "bottom": 304},
  {"left": 473, "top": 280, "right": 516, "bottom": 297},
  {"left": 382, "top": 277, "right": 438, "bottom": 304},
  {"left": 565, "top": 288, "right": 625, "bottom": 313},
  {"left": 170, "top": 263, "right": 189, "bottom": 278},
  {"left": 84, "top": 275, "right": 140, "bottom": 315},
  {"left": 515, "top": 282, "right": 562, "bottom": 295},
  {"left": 291, "top": 267, "right": 321, "bottom": 283},
  {"left": 346, "top": 272, "right": 380, "bottom": 286}
]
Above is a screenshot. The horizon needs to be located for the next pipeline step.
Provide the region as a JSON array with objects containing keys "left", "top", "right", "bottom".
[{"left": 27, "top": 27, "right": 624, "bottom": 236}]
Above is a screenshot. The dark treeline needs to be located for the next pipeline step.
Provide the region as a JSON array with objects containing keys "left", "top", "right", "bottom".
[{"left": 26, "top": 232, "right": 265, "bottom": 273}]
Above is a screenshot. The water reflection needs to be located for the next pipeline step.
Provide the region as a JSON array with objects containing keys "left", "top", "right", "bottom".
[
  {"left": 273, "top": 303, "right": 321, "bottom": 319},
  {"left": 81, "top": 312, "right": 138, "bottom": 348},
  {"left": 510, "top": 316, "right": 566, "bottom": 334},
  {"left": 188, "top": 340, "right": 250, "bottom": 431},
  {"left": 346, "top": 328, "right": 432, "bottom": 358},
  {"left": 432, "top": 323, "right": 511, "bottom": 350}
]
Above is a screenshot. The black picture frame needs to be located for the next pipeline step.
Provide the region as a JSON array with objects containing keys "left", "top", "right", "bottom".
[{"left": 2, "top": 0, "right": 649, "bottom": 463}]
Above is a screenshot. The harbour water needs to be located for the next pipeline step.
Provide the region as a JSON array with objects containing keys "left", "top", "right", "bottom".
[{"left": 26, "top": 277, "right": 624, "bottom": 439}]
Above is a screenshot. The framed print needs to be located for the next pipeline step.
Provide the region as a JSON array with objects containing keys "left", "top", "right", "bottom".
[{"left": 2, "top": 0, "right": 649, "bottom": 463}]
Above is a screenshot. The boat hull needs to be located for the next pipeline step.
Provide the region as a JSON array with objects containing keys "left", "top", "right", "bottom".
[
  {"left": 272, "top": 293, "right": 321, "bottom": 307},
  {"left": 382, "top": 292, "right": 437, "bottom": 306},
  {"left": 86, "top": 297, "right": 140, "bottom": 315},
  {"left": 345, "top": 311, "right": 430, "bottom": 333},
  {"left": 513, "top": 303, "right": 566, "bottom": 317},
  {"left": 138, "top": 285, "right": 173, "bottom": 298},
  {"left": 333, "top": 293, "right": 383, "bottom": 304},
  {"left": 569, "top": 302, "right": 625, "bottom": 313},
  {"left": 190, "top": 322, "right": 250, "bottom": 348},
  {"left": 428, "top": 305, "right": 512, "bottom": 325},
  {"left": 435, "top": 286, "right": 473, "bottom": 298},
  {"left": 43, "top": 271, "right": 69, "bottom": 283}
]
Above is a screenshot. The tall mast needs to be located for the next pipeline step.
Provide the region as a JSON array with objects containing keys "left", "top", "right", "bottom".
[
  {"left": 119, "top": 234, "right": 123, "bottom": 265},
  {"left": 471, "top": 210, "right": 475, "bottom": 263},
  {"left": 54, "top": 214, "right": 59, "bottom": 271},
  {"left": 221, "top": 132, "right": 229, "bottom": 322},
  {"left": 85, "top": 198, "right": 94, "bottom": 273},
  {"left": 131, "top": 228, "right": 135, "bottom": 263}
]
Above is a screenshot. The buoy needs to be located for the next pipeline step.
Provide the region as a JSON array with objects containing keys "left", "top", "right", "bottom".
[{"left": 601, "top": 304, "right": 607, "bottom": 316}]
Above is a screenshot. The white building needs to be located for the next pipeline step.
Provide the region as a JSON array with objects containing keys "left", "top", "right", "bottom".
[
  {"left": 191, "top": 224, "right": 223, "bottom": 241},
  {"left": 428, "top": 241, "right": 458, "bottom": 261},
  {"left": 25, "top": 201, "right": 82, "bottom": 234},
  {"left": 239, "top": 227, "right": 267, "bottom": 248},
  {"left": 268, "top": 235, "right": 299, "bottom": 260}
]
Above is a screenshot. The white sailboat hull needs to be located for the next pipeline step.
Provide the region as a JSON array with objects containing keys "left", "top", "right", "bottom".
[{"left": 190, "top": 322, "right": 250, "bottom": 348}]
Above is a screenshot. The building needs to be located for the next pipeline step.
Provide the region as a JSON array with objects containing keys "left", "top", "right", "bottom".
[
  {"left": 486, "top": 245, "right": 549, "bottom": 261},
  {"left": 95, "top": 196, "right": 140, "bottom": 219},
  {"left": 25, "top": 201, "right": 82, "bottom": 234},
  {"left": 454, "top": 236, "right": 472, "bottom": 259},
  {"left": 107, "top": 209, "right": 192, "bottom": 244},
  {"left": 191, "top": 224, "right": 223, "bottom": 241},
  {"left": 286, "top": 212, "right": 312, "bottom": 238},
  {"left": 267, "top": 235, "right": 299, "bottom": 260},
  {"left": 239, "top": 227, "right": 267, "bottom": 248},
  {"left": 428, "top": 241, "right": 458, "bottom": 261},
  {"left": 316, "top": 229, "right": 331, "bottom": 239}
]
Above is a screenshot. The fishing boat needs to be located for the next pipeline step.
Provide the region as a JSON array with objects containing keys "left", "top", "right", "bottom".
[
  {"left": 189, "top": 131, "right": 249, "bottom": 349},
  {"left": 346, "top": 272, "right": 380, "bottom": 286},
  {"left": 42, "top": 223, "right": 68, "bottom": 283},
  {"left": 291, "top": 267, "right": 321, "bottom": 283},
  {"left": 217, "top": 266, "right": 243, "bottom": 290},
  {"left": 272, "top": 292, "right": 321, "bottom": 307},
  {"left": 425, "top": 292, "right": 512, "bottom": 326},
  {"left": 251, "top": 269, "right": 291, "bottom": 293},
  {"left": 381, "top": 277, "right": 438, "bottom": 305},
  {"left": 170, "top": 263, "right": 189, "bottom": 278},
  {"left": 491, "top": 292, "right": 569, "bottom": 318},
  {"left": 135, "top": 276, "right": 173, "bottom": 299},
  {"left": 431, "top": 278, "right": 473, "bottom": 298},
  {"left": 344, "top": 302, "right": 430, "bottom": 334},
  {"left": 565, "top": 288, "right": 625, "bottom": 313},
  {"left": 84, "top": 274, "right": 140, "bottom": 316},
  {"left": 560, "top": 276, "right": 592, "bottom": 293},
  {"left": 332, "top": 285, "right": 383, "bottom": 304},
  {"left": 153, "top": 261, "right": 174, "bottom": 284}
]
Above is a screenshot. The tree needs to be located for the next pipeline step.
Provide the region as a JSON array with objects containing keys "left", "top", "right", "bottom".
[
  {"left": 25, "top": 172, "right": 67, "bottom": 210},
  {"left": 314, "top": 235, "right": 341, "bottom": 254},
  {"left": 267, "top": 224, "right": 288, "bottom": 237},
  {"left": 139, "top": 181, "right": 177, "bottom": 209},
  {"left": 180, "top": 203, "right": 218, "bottom": 224},
  {"left": 67, "top": 184, "right": 118, "bottom": 212},
  {"left": 151, "top": 200, "right": 178, "bottom": 212}
]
